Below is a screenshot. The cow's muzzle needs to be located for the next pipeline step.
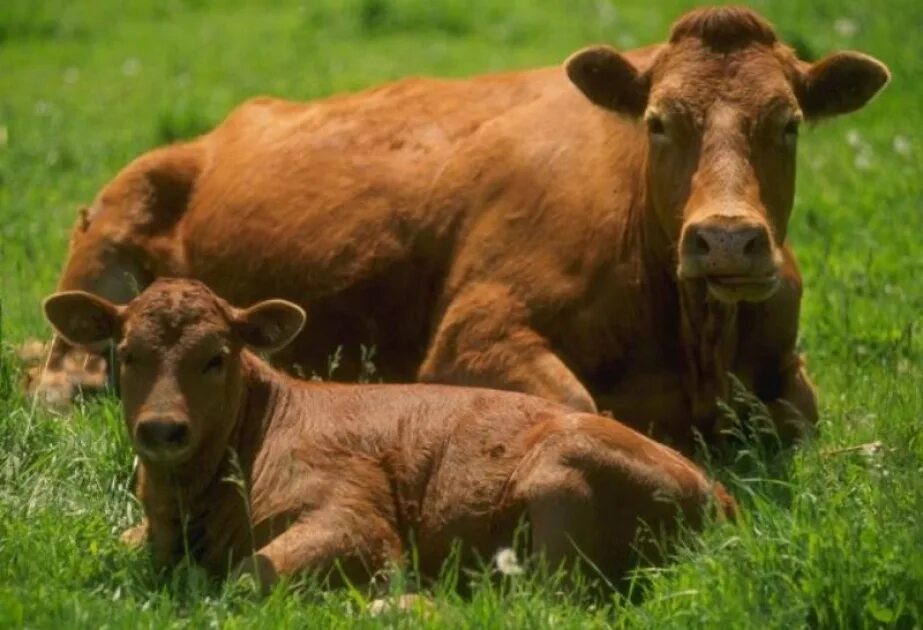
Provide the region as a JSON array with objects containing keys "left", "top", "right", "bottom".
[{"left": 677, "top": 217, "right": 781, "bottom": 302}]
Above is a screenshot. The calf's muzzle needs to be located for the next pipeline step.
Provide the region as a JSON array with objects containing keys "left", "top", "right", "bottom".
[{"left": 136, "top": 415, "right": 190, "bottom": 458}]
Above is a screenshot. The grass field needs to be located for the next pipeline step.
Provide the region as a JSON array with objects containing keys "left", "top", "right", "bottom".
[{"left": 2, "top": 0, "right": 922, "bottom": 627}]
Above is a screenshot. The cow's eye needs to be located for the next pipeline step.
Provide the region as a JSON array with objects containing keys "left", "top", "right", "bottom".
[
  {"left": 203, "top": 353, "right": 225, "bottom": 374},
  {"left": 647, "top": 116, "right": 666, "bottom": 137},
  {"left": 783, "top": 119, "right": 800, "bottom": 141},
  {"left": 119, "top": 350, "right": 134, "bottom": 367}
]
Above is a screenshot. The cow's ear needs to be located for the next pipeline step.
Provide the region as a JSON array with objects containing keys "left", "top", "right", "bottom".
[
  {"left": 799, "top": 51, "right": 890, "bottom": 120},
  {"left": 233, "top": 300, "right": 306, "bottom": 354},
  {"left": 566, "top": 45, "right": 649, "bottom": 118},
  {"left": 43, "top": 291, "right": 123, "bottom": 347}
]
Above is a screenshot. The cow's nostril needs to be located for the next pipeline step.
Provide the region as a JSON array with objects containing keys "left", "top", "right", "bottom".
[
  {"left": 742, "top": 229, "right": 770, "bottom": 257},
  {"left": 693, "top": 232, "right": 711, "bottom": 256},
  {"left": 164, "top": 423, "right": 188, "bottom": 445}
]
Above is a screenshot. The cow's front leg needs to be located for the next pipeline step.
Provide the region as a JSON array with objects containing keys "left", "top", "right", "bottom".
[
  {"left": 419, "top": 283, "right": 596, "bottom": 412},
  {"left": 233, "top": 510, "right": 403, "bottom": 594},
  {"left": 763, "top": 353, "right": 818, "bottom": 444}
]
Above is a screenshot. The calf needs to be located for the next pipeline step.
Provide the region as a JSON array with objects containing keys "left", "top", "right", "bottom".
[{"left": 44, "top": 278, "right": 735, "bottom": 590}]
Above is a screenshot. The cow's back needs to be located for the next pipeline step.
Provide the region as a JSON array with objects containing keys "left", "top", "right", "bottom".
[{"left": 179, "top": 69, "right": 563, "bottom": 379}]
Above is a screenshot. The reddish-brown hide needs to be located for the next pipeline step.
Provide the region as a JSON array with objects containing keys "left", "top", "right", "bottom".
[
  {"left": 43, "top": 278, "right": 736, "bottom": 588},
  {"left": 40, "top": 6, "right": 889, "bottom": 449}
]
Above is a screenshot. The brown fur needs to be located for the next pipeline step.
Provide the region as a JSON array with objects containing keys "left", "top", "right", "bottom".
[
  {"left": 669, "top": 6, "right": 777, "bottom": 49},
  {"left": 39, "top": 6, "right": 889, "bottom": 450},
  {"left": 43, "top": 278, "right": 736, "bottom": 589}
]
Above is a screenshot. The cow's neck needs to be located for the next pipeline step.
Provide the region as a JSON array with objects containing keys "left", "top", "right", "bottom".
[{"left": 676, "top": 279, "right": 738, "bottom": 433}]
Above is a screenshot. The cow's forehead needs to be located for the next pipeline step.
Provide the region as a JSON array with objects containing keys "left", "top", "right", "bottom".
[
  {"left": 122, "top": 279, "right": 231, "bottom": 346},
  {"left": 649, "top": 41, "right": 798, "bottom": 118}
]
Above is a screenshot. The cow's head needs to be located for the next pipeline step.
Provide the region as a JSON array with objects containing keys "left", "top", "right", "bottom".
[
  {"left": 566, "top": 6, "right": 889, "bottom": 302},
  {"left": 43, "top": 279, "right": 305, "bottom": 467}
]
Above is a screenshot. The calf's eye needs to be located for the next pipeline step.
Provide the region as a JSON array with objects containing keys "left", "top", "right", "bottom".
[
  {"left": 783, "top": 119, "right": 800, "bottom": 141},
  {"left": 203, "top": 353, "right": 225, "bottom": 374}
]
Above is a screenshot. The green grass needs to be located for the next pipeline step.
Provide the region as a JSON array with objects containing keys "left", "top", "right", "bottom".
[{"left": 1, "top": 0, "right": 922, "bottom": 627}]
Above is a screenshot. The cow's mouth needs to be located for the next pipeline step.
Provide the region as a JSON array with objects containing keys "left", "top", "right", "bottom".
[
  {"left": 705, "top": 274, "right": 780, "bottom": 303},
  {"left": 135, "top": 443, "right": 193, "bottom": 466}
]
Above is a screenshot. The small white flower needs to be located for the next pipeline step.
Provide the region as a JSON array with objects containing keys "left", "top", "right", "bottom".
[
  {"left": 860, "top": 440, "right": 884, "bottom": 459},
  {"left": 854, "top": 150, "right": 874, "bottom": 171},
  {"left": 494, "top": 547, "right": 524, "bottom": 576},
  {"left": 846, "top": 129, "right": 862, "bottom": 147},
  {"left": 834, "top": 17, "right": 858, "bottom": 38},
  {"left": 64, "top": 67, "right": 80, "bottom": 84},
  {"left": 122, "top": 58, "right": 141, "bottom": 77},
  {"left": 893, "top": 135, "right": 913, "bottom": 156},
  {"left": 34, "top": 100, "right": 51, "bottom": 116},
  {"left": 595, "top": 0, "right": 618, "bottom": 27}
]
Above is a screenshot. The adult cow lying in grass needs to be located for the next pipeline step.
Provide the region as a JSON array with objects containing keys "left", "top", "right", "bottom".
[
  {"left": 43, "top": 278, "right": 735, "bottom": 591},
  {"left": 33, "top": 6, "right": 890, "bottom": 450}
]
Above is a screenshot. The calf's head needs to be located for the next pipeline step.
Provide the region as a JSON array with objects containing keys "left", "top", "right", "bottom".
[
  {"left": 43, "top": 279, "right": 305, "bottom": 466},
  {"left": 567, "top": 6, "right": 889, "bottom": 302}
]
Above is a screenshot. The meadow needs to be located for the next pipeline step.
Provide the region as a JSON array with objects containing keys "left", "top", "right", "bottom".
[{"left": 1, "top": 0, "right": 922, "bottom": 627}]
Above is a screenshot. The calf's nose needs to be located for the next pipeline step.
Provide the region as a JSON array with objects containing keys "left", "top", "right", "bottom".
[
  {"left": 136, "top": 417, "right": 189, "bottom": 449},
  {"left": 681, "top": 220, "right": 772, "bottom": 275}
]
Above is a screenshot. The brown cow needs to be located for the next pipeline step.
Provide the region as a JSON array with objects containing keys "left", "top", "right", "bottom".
[
  {"left": 42, "top": 278, "right": 735, "bottom": 590},
  {"left": 37, "top": 7, "right": 889, "bottom": 449}
]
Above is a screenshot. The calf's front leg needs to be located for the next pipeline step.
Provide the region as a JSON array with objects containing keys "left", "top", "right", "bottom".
[{"left": 233, "top": 510, "right": 402, "bottom": 594}]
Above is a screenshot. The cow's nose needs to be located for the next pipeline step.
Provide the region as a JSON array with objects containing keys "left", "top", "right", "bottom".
[
  {"left": 681, "top": 220, "right": 772, "bottom": 276},
  {"left": 136, "top": 418, "right": 189, "bottom": 450}
]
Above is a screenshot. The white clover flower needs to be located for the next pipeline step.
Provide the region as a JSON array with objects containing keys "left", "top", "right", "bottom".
[
  {"left": 834, "top": 17, "right": 858, "bottom": 38},
  {"left": 595, "top": 0, "right": 618, "bottom": 27},
  {"left": 846, "top": 129, "right": 862, "bottom": 147},
  {"left": 854, "top": 150, "right": 874, "bottom": 171},
  {"left": 893, "top": 135, "right": 912, "bottom": 156},
  {"left": 494, "top": 547, "right": 524, "bottom": 576},
  {"left": 860, "top": 440, "right": 884, "bottom": 460},
  {"left": 122, "top": 58, "right": 141, "bottom": 77}
]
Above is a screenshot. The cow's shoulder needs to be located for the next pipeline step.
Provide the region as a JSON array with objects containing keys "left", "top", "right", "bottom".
[{"left": 431, "top": 76, "right": 648, "bottom": 296}]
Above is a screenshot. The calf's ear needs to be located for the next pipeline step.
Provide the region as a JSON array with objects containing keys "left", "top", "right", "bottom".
[
  {"left": 43, "top": 291, "right": 123, "bottom": 347},
  {"left": 799, "top": 51, "right": 890, "bottom": 119},
  {"left": 233, "top": 300, "right": 306, "bottom": 354},
  {"left": 565, "top": 45, "right": 649, "bottom": 118}
]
